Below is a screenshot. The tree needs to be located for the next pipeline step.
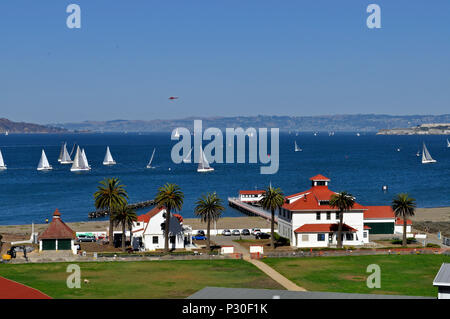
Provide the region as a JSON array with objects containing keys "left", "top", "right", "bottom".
[
  {"left": 111, "top": 204, "right": 138, "bottom": 252},
  {"left": 329, "top": 191, "right": 355, "bottom": 248},
  {"left": 154, "top": 183, "right": 184, "bottom": 253},
  {"left": 94, "top": 178, "right": 128, "bottom": 246},
  {"left": 195, "top": 192, "right": 225, "bottom": 251},
  {"left": 392, "top": 193, "right": 416, "bottom": 247},
  {"left": 260, "top": 186, "right": 285, "bottom": 248}
]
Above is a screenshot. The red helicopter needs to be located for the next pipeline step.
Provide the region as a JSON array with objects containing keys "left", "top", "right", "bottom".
[{"left": 168, "top": 96, "right": 179, "bottom": 100}]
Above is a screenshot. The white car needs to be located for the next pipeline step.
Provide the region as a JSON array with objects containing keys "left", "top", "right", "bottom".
[
  {"left": 251, "top": 228, "right": 261, "bottom": 235},
  {"left": 222, "top": 229, "right": 231, "bottom": 236}
]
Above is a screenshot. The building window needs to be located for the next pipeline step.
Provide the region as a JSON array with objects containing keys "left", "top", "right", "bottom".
[
  {"left": 326, "top": 212, "right": 331, "bottom": 220},
  {"left": 336, "top": 212, "right": 340, "bottom": 219},
  {"left": 152, "top": 236, "right": 158, "bottom": 244},
  {"left": 363, "top": 232, "right": 367, "bottom": 238},
  {"left": 345, "top": 233, "right": 354, "bottom": 241},
  {"left": 136, "top": 222, "right": 140, "bottom": 226},
  {"left": 316, "top": 212, "right": 321, "bottom": 220},
  {"left": 317, "top": 233, "right": 325, "bottom": 241},
  {"left": 302, "top": 234, "right": 309, "bottom": 242}
]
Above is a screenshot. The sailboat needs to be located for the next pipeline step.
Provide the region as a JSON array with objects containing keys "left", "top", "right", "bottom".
[
  {"left": 416, "top": 148, "right": 421, "bottom": 157},
  {"left": 0, "top": 149, "right": 7, "bottom": 170},
  {"left": 183, "top": 147, "right": 192, "bottom": 163},
  {"left": 103, "top": 146, "right": 116, "bottom": 166},
  {"left": 447, "top": 138, "right": 450, "bottom": 148},
  {"left": 37, "top": 149, "right": 52, "bottom": 171},
  {"left": 197, "top": 145, "right": 214, "bottom": 173},
  {"left": 59, "top": 143, "right": 73, "bottom": 164},
  {"left": 422, "top": 142, "right": 437, "bottom": 164},
  {"left": 294, "top": 141, "right": 302, "bottom": 152},
  {"left": 4, "top": 131, "right": 8, "bottom": 136},
  {"left": 146, "top": 148, "right": 156, "bottom": 168},
  {"left": 82, "top": 149, "right": 91, "bottom": 169},
  {"left": 71, "top": 146, "right": 91, "bottom": 172},
  {"left": 58, "top": 143, "right": 64, "bottom": 162}
]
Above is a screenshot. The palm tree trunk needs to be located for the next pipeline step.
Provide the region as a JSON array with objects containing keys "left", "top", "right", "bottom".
[
  {"left": 164, "top": 209, "right": 171, "bottom": 253},
  {"left": 271, "top": 209, "right": 275, "bottom": 248},
  {"left": 337, "top": 210, "right": 344, "bottom": 248},
  {"left": 402, "top": 218, "right": 407, "bottom": 247},
  {"left": 122, "top": 222, "right": 126, "bottom": 252},
  {"left": 109, "top": 208, "right": 114, "bottom": 247},
  {"left": 207, "top": 217, "right": 211, "bottom": 252}
]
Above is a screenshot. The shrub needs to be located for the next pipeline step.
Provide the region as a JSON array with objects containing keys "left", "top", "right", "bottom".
[
  {"left": 391, "top": 238, "right": 417, "bottom": 245},
  {"left": 426, "top": 243, "right": 440, "bottom": 248},
  {"left": 274, "top": 233, "right": 290, "bottom": 246}
]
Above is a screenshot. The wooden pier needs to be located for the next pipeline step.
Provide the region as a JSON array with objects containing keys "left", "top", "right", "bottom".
[
  {"left": 228, "top": 197, "right": 277, "bottom": 222},
  {"left": 88, "top": 200, "right": 156, "bottom": 219}
]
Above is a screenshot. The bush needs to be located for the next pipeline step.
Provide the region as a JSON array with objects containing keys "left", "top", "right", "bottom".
[
  {"left": 391, "top": 238, "right": 417, "bottom": 245},
  {"left": 274, "top": 233, "right": 290, "bottom": 246},
  {"left": 426, "top": 243, "right": 440, "bottom": 248}
]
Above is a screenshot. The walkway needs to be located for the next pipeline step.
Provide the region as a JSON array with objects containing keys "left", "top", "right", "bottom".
[
  {"left": 0, "top": 276, "right": 51, "bottom": 299},
  {"left": 212, "top": 235, "right": 305, "bottom": 291}
]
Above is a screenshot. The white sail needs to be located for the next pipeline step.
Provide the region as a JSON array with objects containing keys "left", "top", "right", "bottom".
[
  {"left": 103, "top": 146, "right": 116, "bottom": 165},
  {"left": 422, "top": 142, "right": 436, "bottom": 164},
  {"left": 58, "top": 143, "right": 64, "bottom": 162},
  {"left": 69, "top": 143, "right": 76, "bottom": 157},
  {"left": 71, "top": 146, "right": 90, "bottom": 171},
  {"left": 183, "top": 147, "right": 192, "bottom": 163},
  {"left": 447, "top": 139, "right": 450, "bottom": 148},
  {"left": 37, "top": 149, "right": 52, "bottom": 171},
  {"left": 0, "top": 149, "right": 6, "bottom": 170},
  {"left": 146, "top": 148, "right": 156, "bottom": 168},
  {"left": 197, "top": 145, "right": 214, "bottom": 172},
  {"left": 60, "top": 143, "right": 73, "bottom": 164},
  {"left": 294, "top": 141, "right": 302, "bottom": 152},
  {"left": 82, "top": 149, "right": 91, "bottom": 169}
]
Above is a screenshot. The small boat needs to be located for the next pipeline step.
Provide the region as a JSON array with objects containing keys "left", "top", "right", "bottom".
[
  {"left": 37, "top": 149, "right": 52, "bottom": 171},
  {"left": 4, "top": 131, "right": 8, "bottom": 136},
  {"left": 294, "top": 141, "right": 302, "bottom": 152},
  {"left": 416, "top": 149, "right": 420, "bottom": 157},
  {"left": 314, "top": 132, "right": 318, "bottom": 136},
  {"left": 447, "top": 138, "right": 450, "bottom": 148},
  {"left": 103, "top": 146, "right": 116, "bottom": 166},
  {"left": 183, "top": 147, "right": 192, "bottom": 163},
  {"left": 146, "top": 148, "right": 156, "bottom": 168},
  {"left": 59, "top": 142, "right": 73, "bottom": 164},
  {"left": 422, "top": 142, "right": 437, "bottom": 164},
  {"left": 356, "top": 133, "right": 360, "bottom": 137},
  {"left": 71, "top": 146, "right": 91, "bottom": 172},
  {"left": 197, "top": 145, "right": 214, "bottom": 173},
  {"left": 0, "top": 149, "right": 7, "bottom": 170},
  {"left": 396, "top": 148, "right": 401, "bottom": 152}
]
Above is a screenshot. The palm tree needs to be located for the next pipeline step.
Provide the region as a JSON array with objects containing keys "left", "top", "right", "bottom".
[
  {"left": 195, "top": 192, "right": 225, "bottom": 251},
  {"left": 260, "top": 186, "right": 284, "bottom": 248},
  {"left": 111, "top": 204, "right": 138, "bottom": 252},
  {"left": 94, "top": 178, "right": 128, "bottom": 246},
  {"left": 392, "top": 193, "right": 416, "bottom": 247},
  {"left": 154, "top": 183, "right": 184, "bottom": 253},
  {"left": 329, "top": 191, "right": 355, "bottom": 248}
]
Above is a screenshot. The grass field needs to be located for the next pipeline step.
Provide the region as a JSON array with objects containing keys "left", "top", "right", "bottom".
[
  {"left": 263, "top": 254, "right": 450, "bottom": 297},
  {"left": 0, "top": 260, "right": 283, "bottom": 298}
]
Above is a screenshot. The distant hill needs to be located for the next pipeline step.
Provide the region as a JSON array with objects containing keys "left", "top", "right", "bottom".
[
  {"left": 52, "top": 114, "right": 450, "bottom": 133},
  {"left": 378, "top": 123, "right": 450, "bottom": 135},
  {"left": 0, "top": 118, "right": 68, "bottom": 134}
]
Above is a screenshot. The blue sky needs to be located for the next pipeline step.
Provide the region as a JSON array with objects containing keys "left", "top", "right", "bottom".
[{"left": 0, "top": 1, "right": 449, "bottom": 123}]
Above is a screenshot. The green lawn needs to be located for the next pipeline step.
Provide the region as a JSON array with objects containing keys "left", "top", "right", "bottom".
[
  {"left": 0, "top": 259, "right": 283, "bottom": 298},
  {"left": 263, "top": 254, "right": 450, "bottom": 297}
]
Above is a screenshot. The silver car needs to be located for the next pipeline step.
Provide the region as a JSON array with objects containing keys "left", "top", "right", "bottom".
[
  {"left": 222, "top": 229, "right": 231, "bottom": 236},
  {"left": 231, "top": 230, "right": 240, "bottom": 236}
]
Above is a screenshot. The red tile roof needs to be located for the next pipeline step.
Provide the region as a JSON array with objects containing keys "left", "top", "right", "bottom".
[
  {"left": 239, "top": 190, "right": 265, "bottom": 195},
  {"left": 364, "top": 206, "right": 395, "bottom": 219},
  {"left": 38, "top": 210, "right": 75, "bottom": 240},
  {"left": 395, "top": 217, "right": 412, "bottom": 225},
  {"left": 294, "top": 223, "right": 357, "bottom": 233},
  {"left": 283, "top": 186, "right": 365, "bottom": 211},
  {"left": 137, "top": 206, "right": 165, "bottom": 223},
  {"left": 309, "top": 174, "right": 330, "bottom": 181},
  {"left": 364, "top": 225, "right": 371, "bottom": 230}
]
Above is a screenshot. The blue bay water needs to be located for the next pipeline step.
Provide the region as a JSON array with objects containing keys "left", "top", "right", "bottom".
[{"left": 0, "top": 132, "right": 449, "bottom": 225}]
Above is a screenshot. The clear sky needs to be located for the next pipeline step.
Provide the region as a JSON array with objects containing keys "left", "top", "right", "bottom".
[{"left": 1, "top": 1, "right": 449, "bottom": 124}]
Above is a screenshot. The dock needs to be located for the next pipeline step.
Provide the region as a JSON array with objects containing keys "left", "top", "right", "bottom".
[
  {"left": 88, "top": 200, "right": 156, "bottom": 219},
  {"left": 228, "top": 197, "right": 277, "bottom": 222}
]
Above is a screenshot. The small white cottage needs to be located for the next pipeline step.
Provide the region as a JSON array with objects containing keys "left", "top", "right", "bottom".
[{"left": 38, "top": 209, "right": 77, "bottom": 254}]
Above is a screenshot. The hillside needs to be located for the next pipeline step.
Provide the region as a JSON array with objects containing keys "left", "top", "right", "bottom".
[
  {"left": 0, "top": 118, "right": 68, "bottom": 134},
  {"left": 53, "top": 114, "right": 450, "bottom": 133}
]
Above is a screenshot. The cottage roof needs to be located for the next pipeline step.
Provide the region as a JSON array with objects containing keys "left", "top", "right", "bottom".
[{"left": 38, "top": 209, "right": 75, "bottom": 240}]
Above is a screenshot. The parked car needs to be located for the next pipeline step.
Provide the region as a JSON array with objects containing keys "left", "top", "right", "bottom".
[
  {"left": 255, "top": 232, "right": 271, "bottom": 239},
  {"left": 192, "top": 234, "right": 207, "bottom": 240},
  {"left": 231, "top": 229, "right": 240, "bottom": 236},
  {"left": 241, "top": 229, "right": 250, "bottom": 236},
  {"left": 222, "top": 229, "right": 231, "bottom": 236},
  {"left": 251, "top": 228, "right": 261, "bottom": 235},
  {"left": 196, "top": 230, "right": 205, "bottom": 236},
  {"left": 77, "top": 234, "right": 96, "bottom": 242}
]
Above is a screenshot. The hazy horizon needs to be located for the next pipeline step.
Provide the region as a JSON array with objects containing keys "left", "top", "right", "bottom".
[{"left": 1, "top": 1, "right": 449, "bottom": 124}]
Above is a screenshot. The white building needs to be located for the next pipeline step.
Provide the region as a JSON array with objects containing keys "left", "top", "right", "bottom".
[
  {"left": 433, "top": 263, "right": 450, "bottom": 299},
  {"left": 394, "top": 217, "right": 412, "bottom": 234},
  {"left": 132, "top": 206, "right": 192, "bottom": 251},
  {"left": 278, "top": 175, "right": 369, "bottom": 248},
  {"left": 239, "top": 190, "right": 265, "bottom": 203},
  {"left": 38, "top": 209, "right": 78, "bottom": 254}
]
